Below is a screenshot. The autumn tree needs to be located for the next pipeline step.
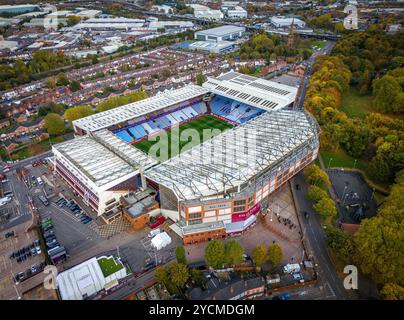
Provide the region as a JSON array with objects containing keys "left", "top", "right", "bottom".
[
  {"left": 167, "top": 262, "right": 189, "bottom": 290},
  {"left": 313, "top": 197, "right": 337, "bottom": 219},
  {"left": 224, "top": 240, "right": 244, "bottom": 266},
  {"left": 205, "top": 240, "right": 225, "bottom": 269},
  {"left": 380, "top": 283, "right": 404, "bottom": 300},
  {"left": 267, "top": 244, "right": 283, "bottom": 268},
  {"left": 44, "top": 113, "right": 65, "bottom": 136},
  {"left": 64, "top": 105, "right": 95, "bottom": 124},
  {"left": 252, "top": 244, "right": 267, "bottom": 268}
]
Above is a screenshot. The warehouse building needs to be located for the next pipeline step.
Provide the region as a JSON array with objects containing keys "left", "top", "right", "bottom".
[
  {"left": 194, "top": 25, "right": 245, "bottom": 42},
  {"left": 269, "top": 16, "right": 306, "bottom": 29}
]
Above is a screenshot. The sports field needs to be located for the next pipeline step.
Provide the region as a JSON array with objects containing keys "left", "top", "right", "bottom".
[{"left": 134, "top": 115, "right": 233, "bottom": 160}]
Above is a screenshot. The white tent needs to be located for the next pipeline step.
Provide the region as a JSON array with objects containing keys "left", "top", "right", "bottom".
[{"left": 151, "top": 232, "right": 172, "bottom": 250}]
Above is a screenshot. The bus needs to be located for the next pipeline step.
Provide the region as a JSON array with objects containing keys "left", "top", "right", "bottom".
[{"left": 38, "top": 195, "right": 49, "bottom": 206}]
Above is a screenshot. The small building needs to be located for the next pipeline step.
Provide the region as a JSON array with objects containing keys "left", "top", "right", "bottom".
[
  {"left": 121, "top": 190, "right": 159, "bottom": 230},
  {"left": 194, "top": 25, "right": 245, "bottom": 42},
  {"left": 221, "top": 6, "right": 248, "bottom": 19},
  {"left": 57, "top": 255, "right": 127, "bottom": 300},
  {"left": 186, "top": 274, "right": 266, "bottom": 300},
  {"left": 189, "top": 4, "right": 224, "bottom": 20}
]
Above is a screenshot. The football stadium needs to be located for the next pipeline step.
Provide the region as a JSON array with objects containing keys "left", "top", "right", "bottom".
[{"left": 53, "top": 72, "right": 320, "bottom": 244}]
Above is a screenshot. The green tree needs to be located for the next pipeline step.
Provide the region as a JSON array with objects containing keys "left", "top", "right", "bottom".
[
  {"left": 175, "top": 246, "right": 187, "bottom": 265},
  {"left": 196, "top": 72, "right": 205, "bottom": 86},
  {"left": 64, "top": 105, "right": 95, "bottom": 124},
  {"left": 252, "top": 244, "right": 267, "bottom": 268},
  {"left": 168, "top": 262, "right": 189, "bottom": 290},
  {"left": 96, "top": 91, "right": 148, "bottom": 112},
  {"left": 44, "top": 113, "right": 65, "bottom": 136},
  {"left": 313, "top": 197, "right": 337, "bottom": 219},
  {"left": 325, "top": 226, "right": 355, "bottom": 263},
  {"left": 380, "top": 283, "right": 404, "bottom": 300},
  {"left": 56, "top": 72, "right": 69, "bottom": 86},
  {"left": 69, "top": 80, "right": 81, "bottom": 92},
  {"left": 267, "top": 244, "right": 283, "bottom": 268},
  {"left": 189, "top": 269, "right": 204, "bottom": 287},
  {"left": 224, "top": 240, "right": 244, "bottom": 266},
  {"left": 307, "top": 185, "right": 329, "bottom": 203},
  {"left": 373, "top": 75, "right": 403, "bottom": 113},
  {"left": 205, "top": 240, "right": 225, "bottom": 269},
  {"left": 303, "top": 164, "right": 331, "bottom": 190}
]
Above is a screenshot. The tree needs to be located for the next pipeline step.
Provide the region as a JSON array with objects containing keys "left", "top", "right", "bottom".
[
  {"left": 96, "top": 91, "right": 148, "bottom": 112},
  {"left": 252, "top": 244, "right": 267, "bottom": 268},
  {"left": 167, "top": 262, "right": 189, "bottom": 290},
  {"left": 28, "top": 143, "right": 46, "bottom": 157},
  {"left": 205, "top": 240, "right": 225, "bottom": 269},
  {"left": 67, "top": 15, "right": 81, "bottom": 27},
  {"left": 224, "top": 240, "right": 244, "bottom": 266},
  {"left": 373, "top": 75, "right": 403, "bottom": 113},
  {"left": 325, "top": 226, "right": 355, "bottom": 264},
  {"left": 69, "top": 80, "right": 81, "bottom": 92},
  {"left": 175, "top": 246, "right": 187, "bottom": 265},
  {"left": 313, "top": 197, "right": 337, "bottom": 219},
  {"left": 267, "top": 244, "right": 283, "bottom": 268},
  {"left": 190, "top": 269, "right": 204, "bottom": 287},
  {"left": 353, "top": 172, "right": 404, "bottom": 286},
  {"left": 56, "top": 72, "right": 69, "bottom": 86},
  {"left": 307, "top": 185, "right": 329, "bottom": 203},
  {"left": 380, "top": 283, "right": 404, "bottom": 300},
  {"left": 64, "top": 105, "right": 95, "bottom": 124},
  {"left": 155, "top": 266, "right": 169, "bottom": 285},
  {"left": 46, "top": 77, "right": 56, "bottom": 89},
  {"left": 196, "top": 72, "right": 205, "bottom": 86},
  {"left": 44, "top": 113, "right": 65, "bottom": 136},
  {"left": 303, "top": 164, "right": 331, "bottom": 190}
]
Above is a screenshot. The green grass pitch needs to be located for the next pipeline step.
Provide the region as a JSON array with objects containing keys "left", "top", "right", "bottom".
[{"left": 134, "top": 115, "right": 233, "bottom": 159}]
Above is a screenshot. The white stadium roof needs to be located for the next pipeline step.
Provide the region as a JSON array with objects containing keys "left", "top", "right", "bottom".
[
  {"left": 203, "top": 72, "right": 297, "bottom": 111},
  {"left": 53, "top": 133, "right": 154, "bottom": 188},
  {"left": 73, "top": 84, "right": 209, "bottom": 133},
  {"left": 145, "top": 109, "right": 319, "bottom": 201}
]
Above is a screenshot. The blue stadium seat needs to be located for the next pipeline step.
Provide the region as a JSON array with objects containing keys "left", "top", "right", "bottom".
[{"left": 115, "top": 130, "right": 133, "bottom": 143}]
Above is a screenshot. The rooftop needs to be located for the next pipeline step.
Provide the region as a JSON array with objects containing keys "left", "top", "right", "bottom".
[
  {"left": 72, "top": 84, "right": 209, "bottom": 132},
  {"left": 145, "top": 109, "right": 319, "bottom": 201},
  {"left": 52, "top": 135, "right": 144, "bottom": 188},
  {"left": 203, "top": 72, "right": 297, "bottom": 111},
  {"left": 195, "top": 25, "right": 245, "bottom": 36}
]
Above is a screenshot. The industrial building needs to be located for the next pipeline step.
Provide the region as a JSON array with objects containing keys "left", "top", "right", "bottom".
[
  {"left": 221, "top": 5, "right": 248, "bottom": 19},
  {"left": 0, "top": 4, "right": 39, "bottom": 15},
  {"left": 52, "top": 72, "right": 319, "bottom": 245},
  {"left": 269, "top": 16, "right": 306, "bottom": 29},
  {"left": 194, "top": 25, "right": 246, "bottom": 42},
  {"left": 189, "top": 4, "right": 224, "bottom": 20},
  {"left": 188, "top": 40, "right": 236, "bottom": 54}
]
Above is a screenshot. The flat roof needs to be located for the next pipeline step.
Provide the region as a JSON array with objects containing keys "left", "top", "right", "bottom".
[
  {"left": 145, "top": 109, "right": 319, "bottom": 201},
  {"left": 53, "top": 135, "right": 145, "bottom": 188},
  {"left": 73, "top": 84, "right": 209, "bottom": 133},
  {"left": 57, "top": 257, "right": 105, "bottom": 300},
  {"left": 195, "top": 25, "right": 245, "bottom": 36},
  {"left": 203, "top": 72, "right": 297, "bottom": 111}
]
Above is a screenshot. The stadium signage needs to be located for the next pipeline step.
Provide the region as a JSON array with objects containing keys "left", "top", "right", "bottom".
[
  {"left": 231, "top": 203, "right": 261, "bottom": 223},
  {"left": 204, "top": 202, "right": 231, "bottom": 211}
]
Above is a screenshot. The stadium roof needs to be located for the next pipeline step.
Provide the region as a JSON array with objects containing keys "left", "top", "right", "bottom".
[
  {"left": 53, "top": 133, "right": 155, "bottom": 188},
  {"left": 203, "top": 72, "right": 297, "bottom": 111},
  {"left": 73, "top": 85, "right": 209, "bottom": 133},
  {"left": 145, "top": 109, "right": 319, "bottom": 201}
]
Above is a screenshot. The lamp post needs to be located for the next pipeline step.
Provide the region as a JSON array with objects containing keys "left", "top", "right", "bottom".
[
  {"left": 342, "top": 185, "right": 348, "bottom": 205},
  {"left": 353, "top": 159, "right": 357, "bottom": 170}
]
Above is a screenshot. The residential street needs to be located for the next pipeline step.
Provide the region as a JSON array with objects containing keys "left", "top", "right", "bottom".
[{"left": 291, "top": 173, "right": 350, "bottom": 300}]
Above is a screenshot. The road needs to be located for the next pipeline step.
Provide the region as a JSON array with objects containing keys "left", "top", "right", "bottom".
[{"left": 291, "top": 173, "right": 349, "bottom": 300}]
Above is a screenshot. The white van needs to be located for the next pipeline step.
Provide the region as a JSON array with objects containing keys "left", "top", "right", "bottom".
[
  {"left": 36, "top": 177, "right": 43, "bottom": 185},
  {"left": 148, "top": 228, "right": 161, "bottom": 238}
]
